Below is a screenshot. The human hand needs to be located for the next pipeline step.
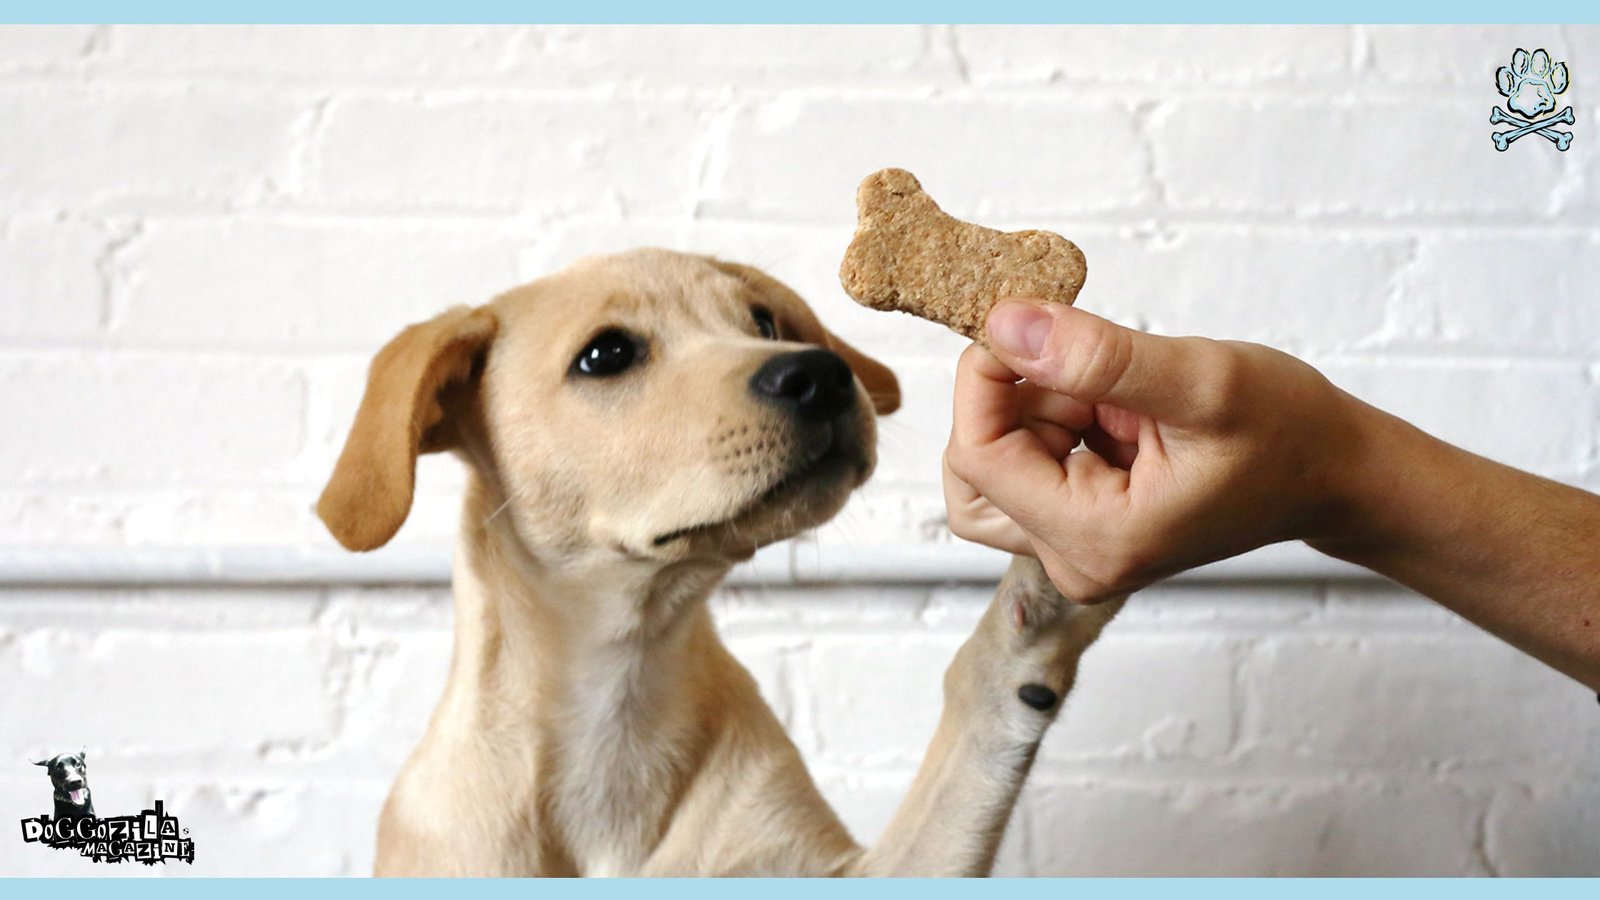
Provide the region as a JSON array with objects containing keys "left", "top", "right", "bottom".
[{"left": 943, "top": 299, "right": 1375, "bottom": 603}]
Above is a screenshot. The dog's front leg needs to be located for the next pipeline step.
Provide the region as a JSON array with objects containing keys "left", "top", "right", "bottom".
[{"left": 851, "top": 555, "right": 1123, "bottom": 877}]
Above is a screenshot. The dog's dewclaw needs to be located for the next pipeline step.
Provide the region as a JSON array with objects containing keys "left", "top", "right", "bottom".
[{"left": 838, "top": 168, "right": 1087, "bottom": 344}]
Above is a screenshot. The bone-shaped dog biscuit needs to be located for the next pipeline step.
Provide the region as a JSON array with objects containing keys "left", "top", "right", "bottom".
[{"left": 839, "top": 168, "right": 1086, "bottom": 343}]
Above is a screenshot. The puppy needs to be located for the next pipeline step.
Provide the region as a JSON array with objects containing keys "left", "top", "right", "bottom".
[
  {"left": 318, "top": 249, "right": 1121, "bottom": 876},
  {"left": 34, "top": 750, "right": 94, "bottom": 819}
]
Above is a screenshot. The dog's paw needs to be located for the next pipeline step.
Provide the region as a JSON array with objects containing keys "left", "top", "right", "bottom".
[
  {"left": 997, "top": 554, "right": 1121, "bottom": 640},
  {"left": 1497, "top": 48, "right": 1569, "bottom": 118}
]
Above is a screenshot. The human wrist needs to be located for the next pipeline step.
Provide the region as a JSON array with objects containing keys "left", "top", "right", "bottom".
[{"left": 1302, "top": 393, "right": 1455, "bottom": 570}]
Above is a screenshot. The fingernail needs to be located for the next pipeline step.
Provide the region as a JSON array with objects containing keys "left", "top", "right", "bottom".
[{"left": 987, "top": 302, "right": 1053, "bottom": 360}]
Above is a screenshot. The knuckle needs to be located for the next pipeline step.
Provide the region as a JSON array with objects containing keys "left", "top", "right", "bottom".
[
  {"left": 1190, "top": 339, "right": 1251, "bottom": 418},
  {"left": 1050, "top": 316, "right": 1133, "bottom": 401}
]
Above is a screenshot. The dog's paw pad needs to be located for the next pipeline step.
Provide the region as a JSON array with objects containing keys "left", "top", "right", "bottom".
[{"left": 1017, "top": 683, "right": 1059, "bottom": 711}]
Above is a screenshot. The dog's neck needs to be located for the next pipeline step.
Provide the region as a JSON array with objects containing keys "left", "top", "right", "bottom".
[{"left": 439, "top": 475, "right": 740, "bottom": 872}]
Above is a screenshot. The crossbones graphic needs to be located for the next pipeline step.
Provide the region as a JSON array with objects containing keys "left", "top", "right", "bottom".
[
  {"left": 1490, "top": 106, "right": 1575, "bottom": 151},
  {"left": 1492, "top": 48, "right": 1574, "bottom": 152}
]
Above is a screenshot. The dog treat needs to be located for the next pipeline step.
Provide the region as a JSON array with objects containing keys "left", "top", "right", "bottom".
[{"left": 839, "top": 168, "right": 1086, "bottom": 343}]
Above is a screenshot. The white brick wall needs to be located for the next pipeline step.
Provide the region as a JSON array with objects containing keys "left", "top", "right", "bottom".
[{"left": 1, "top": 24, "right": 1597, "bottom": 876}]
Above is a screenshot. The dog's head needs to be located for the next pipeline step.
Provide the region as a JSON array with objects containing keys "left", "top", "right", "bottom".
[
  {"left": 317, "top": 249, "right": 899, "bottom": 566},
  {"left": 33, "top": 750, "right": 90, "bottom": 808}
]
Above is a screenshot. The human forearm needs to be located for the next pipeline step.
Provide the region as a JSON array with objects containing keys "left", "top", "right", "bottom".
[{"left": 1310, "top": 399, "right": 1600, "bottom": 690}]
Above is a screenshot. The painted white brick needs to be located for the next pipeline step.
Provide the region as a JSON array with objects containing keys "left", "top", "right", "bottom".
[
  {"left": 0, "top": 25, "right": 98, "bottom": 70},
  {"left": 313, "top": 94, "right": 706, "bottom": 215},
  {"left": 519, "top": 25, "right": 945, "bottom": 88},
  {"left": 1485, "top": 780, "right": 1600, "bottom": 876},
  {"left": 0, "top": 216, "right": 107, "bottom": 340},
  {"left": 1090, "top": 226, "right": 1406, "bottom": 351},
  {"left": 0, "top": 355, "right": 306, "bottom": 486},
  {"left": 0, "top": 86, "right": 303, "bottom": 212},
  {"left": 1237, "top": 633, "right": 1600, "bottom": 771},
  {"left": 116, "top": 218, "right": 524, "bottom": 349},
  {"left": 151, "top": 779, "right": 389, "bottom": 875},
  {"left": 1389, "top": 232, "right": 1600, "bottom": 353},
  {"left": 802, "top": 633, "right": 963, "bottom": 765},
  {"left": 1041, "top": 634, "right": 1238, "bottom": 763},
  {"left": 1363, "top": 26, "right": 1592, "bottom": 88},
  {"left": 706, "top": 96, "right": 1154, "bottom": 220},
  {"left": 105, "top": 25, "right": 526, "bottom": 81},
  {"left": 1314, "top": 358, "right": 1595, "bottom": 477},
  {"left": 1017, "top": 780, "right": 1487, "bottom": 875},
  {"left": 0, "top": 629, "right": 340, "bottom": 757},
  {"left": 1149, "top": 97, "right": 1574, "bottom": 217},
  {"left": 956, "top": 25, "right": 1352, "bottom": 85}
]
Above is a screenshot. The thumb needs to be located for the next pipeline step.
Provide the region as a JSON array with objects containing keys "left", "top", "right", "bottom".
[{"left": 986, "top": 300, "right": 1204, "bottom": 421}]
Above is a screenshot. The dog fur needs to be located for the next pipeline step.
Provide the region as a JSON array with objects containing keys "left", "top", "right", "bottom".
[{"left": 319, "top": 249, "right": 1120, "bottom": 876}]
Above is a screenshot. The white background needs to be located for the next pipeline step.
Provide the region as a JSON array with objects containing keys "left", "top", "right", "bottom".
[{"left": 0, "top": 24, "right": 1597, "bottom": 875}]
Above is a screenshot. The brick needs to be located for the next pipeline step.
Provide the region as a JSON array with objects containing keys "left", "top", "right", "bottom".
[
  {"left": 0, "top": 25, "right": 98, "bottom": 70},
  {"left": 706, "top": 96, "right": 1154, "bottom": 221},
  {"left": 0, "top": 629, "right": 340, "bottom": 757},
  {"left": 956, "top": 25, "right": 1351, "bottom": 85},
  {"left": 106, "top": 25, "right": 525, "bottom": 81},
  {"left": 0, "top": 355, "right": 306, "bottom": 486},
  {"left": 1485, "top": 779, "right": 1600, "bottom": 875},
  {"left": 1363, "top": 26, "right": 1592, "bottom": 88},
  {"left": 151, "top": 779, "right": 390, "bottom": 875},
  {"left": 117, "top": 218, "right": 524, "bottom": 349},
  {"left": 1389, "top": 231, "right": 1600, "bottom": 353},
  {"left": 0, "top": 86, "right": 302, "bottom": 212},
  {"left": 1091, "top": 226, "right": 1405, "bottom": 351},
  {"left": 803, "top": 634, "right": 964, "bottom": 765},
  {"left": 1313, "top": 358, "right": 1594, "bottom": 477},
  {"left": 1237, "top": 633, "right": 1600, "bottom": 772},
  {"left": 517, "top": 25, "right": 945, "bottom": 88},
  {"left": 1041, "top": 634, "right": 1239, "bottom": 763},
  {"left": 1018, "top": 780, "right": 1487, "bottom": 875},
  {"left": 0, "top": 216, "right": 107, "bottom": 340},
  {"left": 314, "top": 94, "right": 705, "bottom": 215},
  {"left": 1149, "top": 97, "right": 1571, "bottom": 217}
]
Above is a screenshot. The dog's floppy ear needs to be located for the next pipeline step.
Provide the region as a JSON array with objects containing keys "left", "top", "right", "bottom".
[
  {"left": 707, "top": 259, "right": 901, "bottom": 415},
  {"left": 32, "top": 759, "right": 48, "bottom": 767},
  {"left": 318, "top": 305, "right": 498, "bottom": 552}
]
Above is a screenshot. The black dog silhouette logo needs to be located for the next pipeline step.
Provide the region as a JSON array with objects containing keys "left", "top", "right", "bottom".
[{"left": 19, "top": 751, "right": 195, "bottom": 866}]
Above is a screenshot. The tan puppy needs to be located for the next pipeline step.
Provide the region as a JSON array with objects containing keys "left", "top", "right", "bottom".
[{"left": 318, "top": 249, "right": 1120, "bottom": 876}]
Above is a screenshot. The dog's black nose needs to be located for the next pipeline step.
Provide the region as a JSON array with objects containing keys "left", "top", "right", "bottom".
[{"left": 749, "top": 349, "right": 856, "bottom": 421}]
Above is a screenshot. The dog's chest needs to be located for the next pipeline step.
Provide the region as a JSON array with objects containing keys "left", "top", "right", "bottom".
[
  {"left": 547, "top": 659, "right": 691, "bottom": 871},
  {"left": 551, "top": 708, "right": 687, "bottom": 876}
]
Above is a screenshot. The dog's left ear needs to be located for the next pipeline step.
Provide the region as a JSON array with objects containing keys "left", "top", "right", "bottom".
[
  {"left": 318, "top": 305, "right": 499, "bottom": 553},
  {"left": 708, "top": 259, "right": 901, "bottom": 415}
]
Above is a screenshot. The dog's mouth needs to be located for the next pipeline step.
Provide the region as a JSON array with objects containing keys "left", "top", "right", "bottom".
[
  {"left": 651, "top": 427, "right": 864, "bottom": 549},
  {"left": 63, "top": 787, "right": 87, "bottom": 805}
]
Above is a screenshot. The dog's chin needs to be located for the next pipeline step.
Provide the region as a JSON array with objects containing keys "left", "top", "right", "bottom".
[{"left": 653, "top": 448, "right": 869, "bottom": 561}]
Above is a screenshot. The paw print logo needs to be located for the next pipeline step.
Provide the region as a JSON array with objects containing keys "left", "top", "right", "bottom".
[{"left": 1491, "top": 48, "right": 1574, "bottom": 151}]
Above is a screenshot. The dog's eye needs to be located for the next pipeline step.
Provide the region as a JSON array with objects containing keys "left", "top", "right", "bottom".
[
  {"left": 572, "top": 329, "right": 639, "bottom": 378},
  {"left": 752, "top": 306, "right": 779, "bottom": 340}
]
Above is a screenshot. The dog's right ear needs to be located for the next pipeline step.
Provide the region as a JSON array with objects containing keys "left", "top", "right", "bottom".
[
  {"left": 317, "top": 305, "right": 498, "bottom": 553},
  {"left": 32, "top": 759, "right": 48, "bottom": 767}
]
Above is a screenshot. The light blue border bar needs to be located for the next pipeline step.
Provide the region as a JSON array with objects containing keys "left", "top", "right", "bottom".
[
  {"left": 0, "top": 2, "right": 1596, "bottom": 25},
  {"left": 2, "top": 879, "right": 1598, "bottom": 894}
]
